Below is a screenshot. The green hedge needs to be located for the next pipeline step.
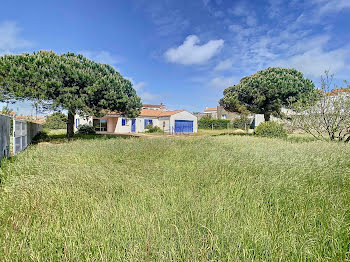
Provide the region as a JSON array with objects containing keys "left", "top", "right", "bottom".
[{"left": 198, "top": 118, "right": 230, "bottom": 129}]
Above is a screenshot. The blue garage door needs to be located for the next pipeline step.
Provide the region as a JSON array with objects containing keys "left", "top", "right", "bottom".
[{"left": 175, "top": 120, "right": 193, "bottom": 133}]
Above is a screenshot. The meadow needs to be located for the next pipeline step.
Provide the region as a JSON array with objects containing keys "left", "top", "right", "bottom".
[{"left": 0, "top": 134, "right": 349, "bottom": 261}]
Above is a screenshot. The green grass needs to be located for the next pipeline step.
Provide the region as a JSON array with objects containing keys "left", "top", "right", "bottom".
[
  {"left": 44, "top": 128, "right": 67, "bottom": 136},
  {"left": 0, "top": 135, "right": 349, "bottom": 261}
]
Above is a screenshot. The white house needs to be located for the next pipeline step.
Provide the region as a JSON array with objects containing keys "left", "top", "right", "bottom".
[{"left": 74, "top": 104, "right": 198, "bottom": 134}]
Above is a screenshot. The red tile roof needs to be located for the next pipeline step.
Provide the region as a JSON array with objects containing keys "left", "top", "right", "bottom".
[
  {"left": 325, "top": 88, "right": 350, "bottom": 96},
  {"left": 142, "top": 104, "right": 163, "bottom": 108},
  {"left": 159, "top": 110, "right": 184, "bottom": 117},
  {"left": 107, "top": 109, "right": 184, "bottom": 117},
  {"left": 204, "top": 107, "right": 217, "bottom": 112},
  {"left": 139, "top": 109, "right": 184, "bottom": 117}
]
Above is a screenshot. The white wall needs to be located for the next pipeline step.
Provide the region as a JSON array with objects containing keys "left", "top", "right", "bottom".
[
  {"left": 252, "top": 114, "right": 265, "bottom": 128},
  {"left": 135, "top": 117, "right": 160, "bottom": 133},
  {"left": 170, "top": 111, "right": 198, "bottom": 133},
  {"left": 115, "top": 116, "right": 161, "bottom": 133},
  {"left": 115, "top": 117, "right": 131, "bottom": 133},
  {"left": 158, "top": 117, "right": 171, "bottom": 134},
  {"left": 74, "top": 115, "right": 93, "bottom": 132}
]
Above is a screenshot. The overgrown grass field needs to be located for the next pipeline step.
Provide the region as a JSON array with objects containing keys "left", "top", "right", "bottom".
[{"left": 0, "top": 135, "right": 349, "bottom": 261}]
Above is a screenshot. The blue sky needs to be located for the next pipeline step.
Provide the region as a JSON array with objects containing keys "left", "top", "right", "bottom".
[{"left": 0, "top": 0, "right": 350, "bottom": 115}]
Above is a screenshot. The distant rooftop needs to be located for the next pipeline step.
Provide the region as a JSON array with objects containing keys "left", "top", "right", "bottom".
[
  {"left": 204, "top": 107, "right": 217, "bottom": 112},
  {"left": 325, "top": 88, "right": 350, "bottom": 96},
  {"left": 140, "top": 109, "right": 184, "bottom": 117},
  {"left": 107, "top": 109, "right": 184, "bottom": 117}
]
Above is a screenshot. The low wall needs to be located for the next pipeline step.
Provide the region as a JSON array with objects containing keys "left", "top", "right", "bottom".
[
  {"left": 27, "top": 121, "right": 43, "bottom": 145},
  {"left": 13, "top": 119, "right": 43, "bottom": 155},
  {"left": 0, "top": 114, "right": 11, "bottom": 164}
]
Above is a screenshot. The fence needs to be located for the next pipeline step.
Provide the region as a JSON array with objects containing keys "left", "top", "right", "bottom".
[
  {"left": 13, "top": 118, "right": 43, "bottom": 155},
  {"left": 0, "top": 114, "right": 11, "bottom": 164}
]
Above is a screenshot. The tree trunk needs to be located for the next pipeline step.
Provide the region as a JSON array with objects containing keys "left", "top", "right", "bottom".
[
  {"left": 67, "top": 111, "right": 75, "bottom": 138},
  {"left": 264, "top": 112, "right": 271, "bottom": 121}
]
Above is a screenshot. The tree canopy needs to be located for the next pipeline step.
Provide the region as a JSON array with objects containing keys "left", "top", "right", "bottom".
[
  {"left": 0, "top": 51, "right": 142, "bottom": 136},
  {"left": 219, "top": 67, "right": 317, "bottom": 121},
  {"left": 44, "top": 112, "right": 67, "bottom": 129}
]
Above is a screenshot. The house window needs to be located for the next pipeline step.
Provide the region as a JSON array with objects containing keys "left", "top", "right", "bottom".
[
  {"left": 122, "top": 118, "right": 126, "bottom": 126},
  {"left": 93, "top": 119, "right": 107, "bottom": 132},
  {"left": 75, "top": 119, "right": 80, "bottom": 128},
  {"left": 144, "top": 119, "right": 153, "bottom": 128},
  {"left": 221, "top": 114, "right": 227, "bottom": 119}
]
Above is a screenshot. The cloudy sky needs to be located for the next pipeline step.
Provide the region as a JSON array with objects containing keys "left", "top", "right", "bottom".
[{"left": 1, "top": 0, "right": 350, "bottom": 114}]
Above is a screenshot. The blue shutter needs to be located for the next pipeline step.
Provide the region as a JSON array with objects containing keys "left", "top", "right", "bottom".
[
  {"left": 122, "top": 118, "right": 126, "bottom": 126},
  {"left": 144, "top": 119, "right": 147, "bottom": 128},
  {"left": 149, "top": 119, "right": 153, "bottom": 126}
]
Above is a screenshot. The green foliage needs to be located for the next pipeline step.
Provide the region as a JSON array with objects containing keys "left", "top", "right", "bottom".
[
  {"left": 254, "top": 121, "right": 287, "bottom": 138},
  {"left": 220, "top": 67, "right": 317, "bottom": 120},
  {"left": 232, "top": 115, "right": 252, "bottom": 129},
  {"left": 198, "top": 118, "right": 230, "bottom": 129},
  {"left": 44, "top": 112, "right": 67, "bottom": 129},
  {"left": 0, "top": 137, "right": 348, "bottom": 260},
  {"left": 77, "top": 124, "right": 96, "bottom": 135},
  {"left": 145, "top": 125, "right": 162, "bottom": 133},
  {"left": 31, "top": 131, "right": 50, "bottom": 143},
  {"left": 0, "top": 51, "right": 142, "bottom": 137},
  {"left": 0, "top": 105, "right": 12, "bottom": 115}
]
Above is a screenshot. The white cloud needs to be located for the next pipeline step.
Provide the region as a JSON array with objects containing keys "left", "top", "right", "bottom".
[
  {"left": 225, "top": 4, "right": 350, "bottom": 78},
  {"left": 203, "top": 0, "right": 211, "bottom": 6},
  {"left": 313, "top": 0, "right": 350, "bottom": 14},
  {"left": 133, "top": 2, "right": 189, "bottom": 37},
  {"left": 133, "top": 81, "right": 147, "bottom": 91},
  {"left": 79, "top": 50, "right": 120, "bottom": 65},
  {"left": 214, "top": 59, "right": 233, "bottom": 71},
  {"left": 127, "top": 78, "right": 161, "bottom": 103},
  {"left": 207, "top": 76, "right": 236, "bottom": 90},
  {"left": 0, "top": 21, "right": 32, "bottom": 55},
  {"left": 165, "top": 35, "right": 224, "bottom": 65},
  {"left": 228, "top": 24, "right": 260, "bottom": 38},
  {"left": 229, "top": 3, "right": 258, "bottom": 26},
  {"left": 139, "top": 91, "right": 161, "bottom": 102},
  {"left": 273, "top": 46, "right": 348, "bottom": 77},
  {"left": 203, "top": 0, "right": 223, "bottom": 6},
  {"left": 246, "top": 16, "right": 257, "bottom": 27},
  {"left": 266, "top": 0, "right": 283, "bottom": 19}
]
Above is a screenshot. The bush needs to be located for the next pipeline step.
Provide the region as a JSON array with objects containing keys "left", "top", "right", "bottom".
[
  {"left": 44, "top": 112, "right": 67, "bottom": 129},
  {"left": 31, "top": 131, "right": 49, "bottom": 143},
  {"left": 77, "top": 124, "right": 96, "bottom": 135},
  {"left": 145, "top": 125, "right": 162, "bottom": 133},
  {"left": 254, "top": 121, "right": 287, "bottom": 138},
  {"left": 232, "top": 115, "right": 252, "bottom": 129},
  {"left": 198, "top": 118, "right": 230, "bottom": 129}
]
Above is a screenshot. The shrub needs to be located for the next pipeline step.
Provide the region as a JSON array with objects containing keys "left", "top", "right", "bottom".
[
  {"left": 232, "top": 115, "right": 252, "bottom": 129},
  {"left": 145, "top": 125, "right": 162, "bottom": 133},
  {"left": 31, "top": 131, "right": 49, "bottom": 143},
  {"left": 77, "top": 124, "right": 96, "bottom": 135},
  {"left": 254, "top": 121, "right": 287, "bottom": 138},
  {"left": 198, "top": 118, "right": 230, "bottom": 129},
  {"left": 44, "top": 112, "right": 67, "bottom": 129}
]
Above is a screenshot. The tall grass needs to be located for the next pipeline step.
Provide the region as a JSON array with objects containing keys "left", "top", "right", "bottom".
[{"left": 0, "top": 136, "right": 349, "bottom": 261}]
